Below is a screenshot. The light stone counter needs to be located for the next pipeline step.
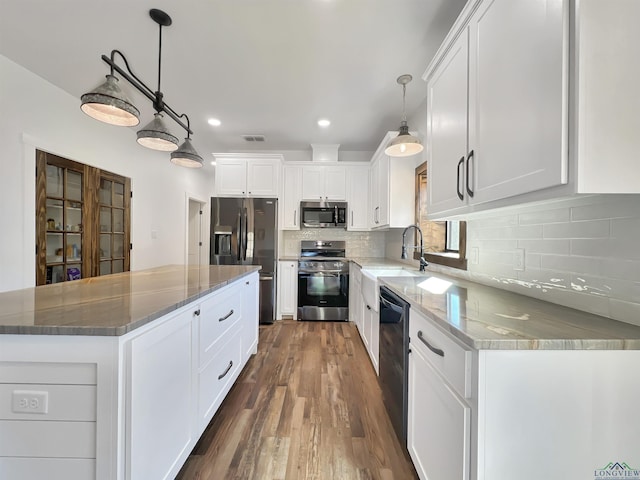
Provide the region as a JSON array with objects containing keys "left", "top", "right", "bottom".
[
  {"left": 0, "top": 264, "right": 260, "bottom": 336},
  {"left": 379, "top": 273, "right": 640, "bottom": 350}
]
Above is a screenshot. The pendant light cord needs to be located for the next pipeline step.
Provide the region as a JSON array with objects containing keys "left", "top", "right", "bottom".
[
  {"left": 157, "top": 24, "right": 163, "bottom": 94},
  {"left": 402, "top": 83, "right": 407, "bottom": 123}
]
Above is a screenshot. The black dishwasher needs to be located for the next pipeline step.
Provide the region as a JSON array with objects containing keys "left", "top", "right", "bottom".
[{"left": 379, "top": 285, "right": 410, "bottom": 447}]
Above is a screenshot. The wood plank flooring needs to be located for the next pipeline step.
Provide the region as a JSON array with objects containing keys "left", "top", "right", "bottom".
[{"left": 176, "top": 320, "right": 418, "bottom": 480}]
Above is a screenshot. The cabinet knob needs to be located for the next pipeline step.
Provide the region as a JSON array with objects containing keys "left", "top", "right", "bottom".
[{"left": 194, "top": 309, "right": 201, "bottom": 316}]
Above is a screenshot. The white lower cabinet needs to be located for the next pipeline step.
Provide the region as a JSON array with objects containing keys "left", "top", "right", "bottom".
[
  {"left": 277, "top": 261, "right": 298, "bottom": 319},
  {"left": 348, "top": 263, "right": 363, "bottom": 333},
  {"left": 409, "top": 345, "right": 470, "bottom": 480},
  {"left": 408, "top": 307, "right": 640, "bottom": 480}
]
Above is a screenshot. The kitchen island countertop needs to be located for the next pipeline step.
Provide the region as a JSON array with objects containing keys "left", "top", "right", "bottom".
[{"left": 0, "top": 264, "right": 260, "bottom": 336}]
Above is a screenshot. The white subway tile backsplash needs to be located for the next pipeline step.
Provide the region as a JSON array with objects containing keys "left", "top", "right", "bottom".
[
  {"left": 518, "top": 208, "right": 570, "bottom": 225},
  {"left": 611, "top": 218, "right": 640, "bottom": 238},
  {"left": 608, "top": 299, "right": 640, "bottom": 327},
  {"left": 517, "top": 239, "right": 570, "bottom": 255},
  {"left": 423, "top": 194, "right": 640, "bottom": 326},
  {"left": 543, "top": 220, "right": 610, "bottom": 239},
  {"left": 571, "top": 195, "right": 640, "bottom": 221},
  {"left": 540, "top": 254, "right": 603, "bottom": 276},
  {"left": 282, "top": 229, "right": 386, "bottom": 258}
]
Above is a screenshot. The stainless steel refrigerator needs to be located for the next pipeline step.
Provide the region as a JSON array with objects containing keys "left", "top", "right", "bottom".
[{"left": 210, "top": 197, "right": 277, "bottom": 324}]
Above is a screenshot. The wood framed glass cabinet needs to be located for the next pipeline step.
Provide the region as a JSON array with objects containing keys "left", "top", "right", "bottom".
[{"left": 35, "top": 150, "right": 131, "bottom": 285}]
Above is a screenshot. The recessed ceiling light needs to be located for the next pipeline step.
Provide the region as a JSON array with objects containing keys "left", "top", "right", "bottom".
[
  {"left": 208, "top": 118, "right": 221, "bottom": 127},
  {"left": 317, "top": 119, "right": 331, "bottom": 127},
  {"left": 210, "top": 160, "right": 216, "bottom": 166}
]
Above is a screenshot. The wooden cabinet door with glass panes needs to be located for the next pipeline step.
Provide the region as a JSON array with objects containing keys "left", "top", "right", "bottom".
[{"left": 36, "top": 150, "right": 130, "bottom": 285}]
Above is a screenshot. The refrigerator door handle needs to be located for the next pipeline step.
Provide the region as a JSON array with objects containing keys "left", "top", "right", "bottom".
[
  {"left": 243, "top": 207, "right": 248, "bottom": 261},
  {"left": 236, "top": 212, "right": 242, "bottom": 262}
]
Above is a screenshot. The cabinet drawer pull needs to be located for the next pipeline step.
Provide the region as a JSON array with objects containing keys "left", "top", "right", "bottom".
[
  {"left": 194, "top": 309, "right": 201, "bottom": 316},
  {"left": 218, "top": 361, "right": 233, "bottom": 380},
  {"left": 294, "top": 209, "right": 297, "bottom": 226},
  {"left": 466, "top": 150, "right": 474, "bottom": 198},
  {"left": 456, "top": 156, "right": 464, "bottom": 201},
  {"left": 418, "top": 330, "right": 445, "bottom": 357},
  {"left": 219, "top": 309, "right": 234, "bottom": 322}
]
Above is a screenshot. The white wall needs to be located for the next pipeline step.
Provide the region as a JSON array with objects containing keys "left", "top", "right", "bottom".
[{"left": 0, "top": 55, "right": 214, "bottom": 293}]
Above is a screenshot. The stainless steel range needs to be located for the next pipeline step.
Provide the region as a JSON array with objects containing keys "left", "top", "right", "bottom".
[{"left": 297, "top": 241, "right": 349, "bottom": 321}]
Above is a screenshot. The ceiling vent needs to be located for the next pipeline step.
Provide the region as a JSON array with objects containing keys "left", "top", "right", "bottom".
[
  {"left": 242, "top": 135, "right": 265, "bottom": 142},
  {"left": 311, "top": 144, "right": 340, "bottom": 162}
]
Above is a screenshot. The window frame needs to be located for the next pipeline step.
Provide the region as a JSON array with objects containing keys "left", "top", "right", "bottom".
[{"left": 413, "top": 161, "right": 468, "bottom": 270}]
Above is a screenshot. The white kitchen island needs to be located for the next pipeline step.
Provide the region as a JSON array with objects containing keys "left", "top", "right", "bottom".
[{"left": 0, "top": 265, "right": 260, "bottom": 480}]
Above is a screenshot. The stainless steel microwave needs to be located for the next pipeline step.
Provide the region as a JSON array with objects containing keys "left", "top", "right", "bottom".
[{"left": 301, "top": 201, "right": 347, "bottom": 228}]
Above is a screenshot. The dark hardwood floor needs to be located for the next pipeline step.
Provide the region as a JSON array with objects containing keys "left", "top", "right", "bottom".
[{"left": 176, "top": 320, "right": 418, "bottom": 480}]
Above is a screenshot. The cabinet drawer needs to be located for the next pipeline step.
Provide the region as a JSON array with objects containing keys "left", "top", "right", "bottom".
[
  {"left": 199, "top": 286, "right": 242, "bottom": 366},
  {"left": 0, "top": 458, "right": 95, "bottom": 480},
  {"left": 0, "top": 384, "right": 96, "bottom": 421},
  {"left": 410, "top": 309, "right": 472, "bottom": 398},
  {"left": 198, "top": 329, "right": 242, "bottom": 426},
  {"left": 0, "top": 420, "right": 95, "bottom": 457}
]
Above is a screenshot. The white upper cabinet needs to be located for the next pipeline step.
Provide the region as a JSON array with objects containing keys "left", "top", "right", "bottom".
[
  {"left": 369, "top": 132, "right": 415, "bottom": 230},
  {"left": 346, "top": 165, "right": 369, "bottom": 231},
  {"left": 214, "top": 154, "right": 282, "bottom": 198},
  {"left": 424, "top": 0, "right": 640, "bottom": 219},
  {"left": 280, "top": 165, "right": 302, "bottom": 230},
  {"left": 301, "top": 165, "right": 347, "bottom": 201}
]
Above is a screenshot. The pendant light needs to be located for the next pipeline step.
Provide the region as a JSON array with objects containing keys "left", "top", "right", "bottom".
[
  {"left": 171, "top": 115, "right": 204, "bottom": 168},
  {"left": 80, "top": 9, "right": 203, "bottom": 167},
  {"left": 385, "top": 74, "right": 424, "bottom": 158}
]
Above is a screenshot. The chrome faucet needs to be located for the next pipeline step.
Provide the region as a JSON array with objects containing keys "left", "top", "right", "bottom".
[{"left": 401, "top": 224, "right": 429, "bottom": 272}]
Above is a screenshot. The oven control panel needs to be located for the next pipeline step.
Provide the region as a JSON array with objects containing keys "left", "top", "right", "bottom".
[{"left": 298, "top": 260, "right": 348, "bottom": 273}]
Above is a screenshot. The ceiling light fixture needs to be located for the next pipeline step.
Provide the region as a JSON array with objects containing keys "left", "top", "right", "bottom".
[
  {"left": 318, "top": 119, "right": 331, "bottom": 127},
  {"left": 385, "top": 74, "right": 424, "bottom": 158},
  {"left": 208, "top": 118, "right": 221, "bottom": 127},
  {"left": 80, "top": 8, "right": 203, "bottom": 168}
]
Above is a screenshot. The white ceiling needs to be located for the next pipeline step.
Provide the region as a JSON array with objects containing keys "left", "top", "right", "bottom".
[{"left": 0, "top": 0, "right": 467, "bottom": 167}]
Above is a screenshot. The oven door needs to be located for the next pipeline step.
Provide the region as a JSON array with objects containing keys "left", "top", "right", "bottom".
[{"left": 297, "top": 270, "right": 349, "bottom": 321}]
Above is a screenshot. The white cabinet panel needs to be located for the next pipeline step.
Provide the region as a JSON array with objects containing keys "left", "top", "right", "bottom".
[
  {"left": 427, "top": 28, "right": 470, "bottom": 215},
  {"left": 127, "top": 309, "right": 193, "bottom": 480},
  {"left": 469, "top": 0, "right": 566, "bottom": 204},
  {"left": 369, "top": 133, "right": 415, "bottom": 230},
  {"left": 214, "top": 154, "right": 281, "bottom": 197},
  {"left": 0, "top": 458, "right": 96, "bottom": 480},
  {"left": 199, "top": 285, "right": 242, "bottom": 367},
  {"left": 242, "top": 273, "right": 259, "bottom": 360},
  {"left": 277, "top": 261, "right": 297, "bottom": 318},
  {"left": 0, "top": 420, "right": 96, "bottom": 458},
  {"left": 347, "top": 166, "right": 369, "bottom": 231},
  {"left": 408, "top": 347, "right": 470, "bottom": 480},
  {"left": 301, "top": 165, "right": 346, "bottom": 201},
  {"left": 280, "top": 165, "right": 302, "bottom": 230}
]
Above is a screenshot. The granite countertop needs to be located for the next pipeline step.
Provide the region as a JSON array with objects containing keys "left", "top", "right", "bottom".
[
  {"left": 379, "top": 273, "right": 640, "bottom": 350},
  {"left": 0, "top": 265, "right": 260, "bottom": 336}
]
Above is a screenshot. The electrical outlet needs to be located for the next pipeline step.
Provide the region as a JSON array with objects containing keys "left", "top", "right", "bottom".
[
  {"left": 514, "top": 248, "right": 525, "bottom": 271},
  {"left": 470, "top": 247, "right": 479, "bottom": 265},
  {"left": 12, "top": 390, "right": 48, "bottom": 414}
]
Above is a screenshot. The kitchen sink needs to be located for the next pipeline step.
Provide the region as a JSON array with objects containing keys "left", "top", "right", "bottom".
[{"left": 360, "top": 267, "right": 421, "bottom": 311}]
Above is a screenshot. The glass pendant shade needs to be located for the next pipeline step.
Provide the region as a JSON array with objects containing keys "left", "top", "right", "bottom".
[
  {"left": 80, "top": 74, "right": 140, "bottom": 127},
  {"left": 170, "top": 138, "right": 204, "bottom": 168},
  {"left": 385, "top": 121, "right": 424, "bottom": 157},
  {"left": 136, "top": 113, "right": 179, "bottom": 151}
]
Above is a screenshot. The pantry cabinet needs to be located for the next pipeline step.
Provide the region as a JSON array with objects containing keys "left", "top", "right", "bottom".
[
  {"left": 301, "top": 165, "right": 346, "bottom": 201},
  {"left": 35, "top": 150, "right": 131, "bottom": 285},
  {"left": 213, "top": 154, "right": 281, "bottom": 197},
  {"left": 369, "top": 132, "right": 415, "bottom": 230},
  {"left": 424, "top": 0, "right": 640, "bottom": 220}
]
